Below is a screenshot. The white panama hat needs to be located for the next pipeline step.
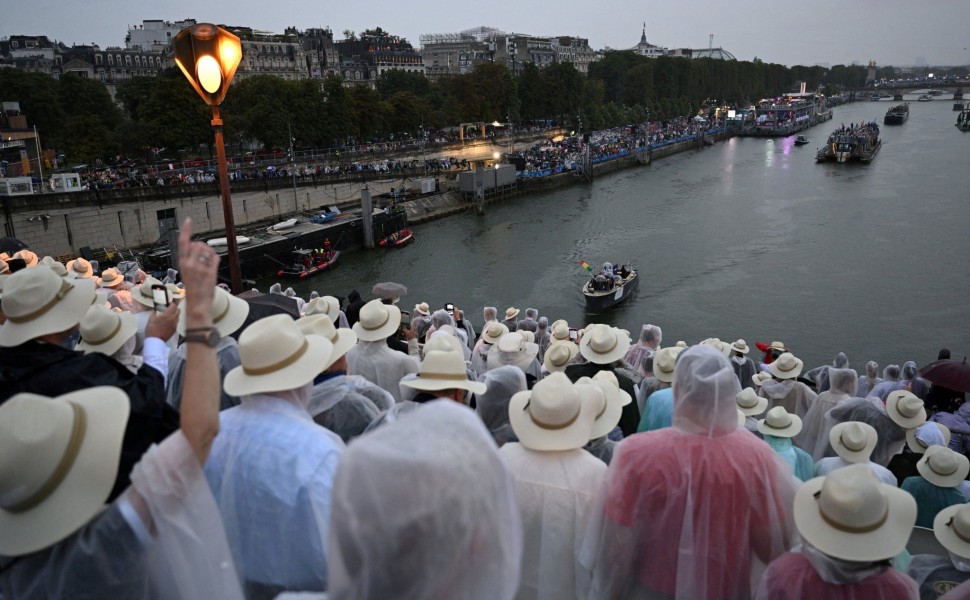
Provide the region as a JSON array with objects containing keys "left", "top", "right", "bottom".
[
  {"left": 508, "top": 372, "right": 598, "bottom": 452},
  {"left": 829, "top": 421, "right": 878, "bottom": 464},
  {"left": 752, "top": 371, "right": 773, "bottom": 386},
  {"left": 66, "top": 257, "right": 94, "bottom": 279},
  {"left": 934, "top": 503, "right": 970, "bottom": 559},
  {"left": 0, "top": 387, "right": 130, "bottom": 556},
  {"left": 400, "top": 350, "right": 486, "bottom": 396},
  {"left": 177, "top": 286, "right": 250, "bottom": 338},
  {"left": 297, "top": 313, "right": 358, "bottom": 370},
  {"left": 769, "top": 352, "right": 804, "bottom": 380},
  {"left": 130, "top": 276, "right": 164, "bottom": 309},
  {"left": 480, "top": 321, "right": 509, "bottom": 345},
  {"left": 917, "top": 445, "right": 970, "bottom": 488},
  {"left": 95, "top": 268, "right": 124, "bottom": 289},
  {"left": 794, "top": 464, "right": 916, "bottom": 562},
  {"left": 580, "top": 324, "right": 631, "bottom": 365},
  {"left": 906, "top": 422, "right": 951, "bottom": 454},
  {"left": 730, "top": 339, "right": 751, "bottom": 354},
  {"left": 223, "top": 314, "right": 333, "bottom": 396},
  {"left": 76, "top": 304, "right": 138, "bottom": 357},
  {"left": 543, "top": 341, "right": 579, "bottom": 374},
  {"left": 757, "top": 406, "right": 802, "bottom": 438},
  {"left": 652, "top": 346, "right": 684, "bottom": 384},
  {"left": 583, "top": 370, "right": 630, "bottom": 439},
  {"left": 0, "top": 266, "right": 97, "bottom": 347},
  {"left": 352, "top": 299, "right": 401, "bottom": 342},
  {"left": 886, "top": 390, "right": 927, "bottom": 429},
  {"left": 414, "top": 302, "right": 430, "bottom": 316},
  {"left": 304, "top": 295, "right": 342, "bottom": 321},
  {"left": 487, "top": 332, "right": 539, "bottom": 372},
  {"left": 736, "top": 387, "right": 768, "bottom": 417}
]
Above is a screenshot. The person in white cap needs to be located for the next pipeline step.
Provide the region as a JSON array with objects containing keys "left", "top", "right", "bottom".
[
  {"left": 326, "top": 400, "right": 522, "bottom": 600},
  {"left": 636, "top": 345, "right": 684, "bottom": 433},
  {"left": 566, "top": 324, "right": 640, "bottom": 436},
  {"left": 582, "top": 345, "right": 796, "bottom": 600},
  {"left": 796, "top": 366, "right": 858, "bottom": 461},
  {"left": 755, "top": 464, "right": 918, "bottom": 599},
  {"left": 818, "top": 390, "right": 927, "bottom": 467},
  {"left": 729, "top": 338, "right": 758, "bottom": 390},
  {"left": 758, "top": 406, "right": 814, "bottom": 482},
  {"left": 902, "top": 445, "right": 969, "bottom": 528},
  {"left": 474, "top": 365, "right": 527, "bottom": 447},
  {"left": 815, "top": 421, "right": 898, "bottom": 486},
  {"left": 297, "top": 314, "right": 380, "bottom": 443},
  {"left": 500, "top": 372, "right": 607, "bottom": 600},
  {"left": 758, "top": 352, "right": 817, "bottom": 419},
  {"left": 345, "top": 299, "right": 420, "bottom": 403},
  {"left": 581, "top": 371, "right": 632, "bottom": 465},
  {"left": 204, "top": 313, "right": 342, "bottom": 595},
  {"left": 907, "top": 503, "right": 970, "bottom": 598},
  {"left": 0, "top": 217, "right": 244, "bottom": 599}
]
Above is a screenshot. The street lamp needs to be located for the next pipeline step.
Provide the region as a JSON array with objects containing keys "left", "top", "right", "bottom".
[{"left": 173, "top": 23, "right": 243, "bottom": 293}]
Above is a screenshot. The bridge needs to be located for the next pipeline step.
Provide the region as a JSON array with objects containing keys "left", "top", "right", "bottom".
[{"left": 849, "top": 79, "right": 969, "bottom": 96}]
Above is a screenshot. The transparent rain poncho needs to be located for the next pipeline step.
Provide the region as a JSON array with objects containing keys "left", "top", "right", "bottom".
[
  {"left": 581, "top": 345, "right": 796, "bottom": 600},
  {"left": 344, "top": 374, "right": 394, "bottom": 412},
  {"left": 870, "top": 362, "right": 916, "bottom": 402},
  {"left": 346, "top": 339, "right": 420, "bottom": 403},
  {"left": 907, "top": 553, "right": 970, "bottom": 599},
  {"left": 817, "top": 398, "right": 907, "bottom": 467},
  {"left": 474, "top": 365, "right": 526, "bottom": 448},
  {"left": 424, "top": 309, "right": 455, "bottom": 340},
  {"left": 814, "top": 457, "right": 898, "bottom": 486},
  {"left": 856, "top": 361, "right": 882, "bottom": 399},
  {"left": 535, "top": 317, "right": 551, "bottom": 363},
  {"left": 326, "top": 400, "right": 522, "bottom": 600},
  {"left": 758, "top": 377, "right": 818, "bottom": 419},
  {"left": 167, "top": 337, "right": 242, "bottom": 411},
  {"left": 624, "top": 325, "right": 660, "bottom": 372},
  {"left": 805, "top": 352, "right": 849, "bottom": 394},
  {"left": 932, "top": 403, "right": 970, "bottom": 454},
  {"left": 308, "top": 375, "right": 381, "bottom": 443},
  {"left": 499, "top": 441, "right": 607, "bottom": 600},
  {"left": 795, "top": 368, "right": 858, "bottom": 460},
  {"left": 763, "top": 435, "right": 815, "bottom": 481},
  {"left": 482, "top": 306, "right": 498, "bottom": 323}
]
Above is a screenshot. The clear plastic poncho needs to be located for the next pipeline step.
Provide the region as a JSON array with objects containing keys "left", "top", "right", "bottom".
[
  {"left": 763, "top": 434, "right": 815, "bottom": 481},
  {"left": 870, "top": 362, "right": 917, "bottom": 402},
  {"left": 0, "top": 433, "right": 243, "bottom": 600},
  {"left": 535, "top": 317, "right": 551, "bottom": 363},
  {"left": 345, "top": 340, "right": 420, "bottom": 403},
  {"left": 796, "top": 367, "right": 858, "bottom": 460},
  {"left": 624, "top": 325, "right": 660, "bottom": 372},
  {"left": 308, "top": 375, "right": 381, "bottom": 443},
  {"left": 805, "top": 352, "right": 849, "bottom": 394},
  {"left": 907, "top": 553, "right": 970, "bottom": 600},
  {"left": 817, "top": 397, "right": 907, "bottom": 467},
  {"left": 759, "top": 378, "right": 818, "bottom": 419},
  {"left": 474, "top": 365, "right": 526, "bottom": 448},
  {"left": 814, "top": 457, "right": 899, "bottom": 486},
  {"left": 499, "top": 442, "right": 607, "bottom": 600},
  {"left": 856, "top": 361, "right": 882, "bottom": 399},
  {"left": 581, "top": 345, "right": 797, "bottom": 600},
  {"left": 167, "top": 337, "right": 242, "bottom": 411},
  {"left": 343, "top": 374, "right": 394, "bottom": 411},
  {"left": 326, "top": 400, "right": 522, "bottom": 600}
]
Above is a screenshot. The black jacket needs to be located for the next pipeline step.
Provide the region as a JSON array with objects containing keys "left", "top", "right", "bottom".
[
  {"left": 0, "top": 341, "right": 179, "bottom": 501},
  {"left": 565, "top": 362, "right": 641, "bottom": 437}
]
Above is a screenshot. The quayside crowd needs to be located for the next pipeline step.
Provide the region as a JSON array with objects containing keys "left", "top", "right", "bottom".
[{"left": 2, "top": 226, "right": 970, "bottom": 599}]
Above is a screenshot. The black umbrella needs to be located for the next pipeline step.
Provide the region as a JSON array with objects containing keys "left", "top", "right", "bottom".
[
  {"left": 919, "top": 358, "right": 970, "bottom": 394},
  {"left": 0, "top": 237, "right": 28, "bottom": 256},
  {"left": 372, "top": 281, "right": 408, "bottom": 300},
  {"left": 234, "top": 291, "right": 300, "bottom": 338}
]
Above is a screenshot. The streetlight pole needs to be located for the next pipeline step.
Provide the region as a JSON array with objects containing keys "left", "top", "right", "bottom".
[
  {"left": 210, "top": 105, "right": 242, "bottom": 293},
  {"left": 289, "top": 121, "right": 298, "bottom": 213}
]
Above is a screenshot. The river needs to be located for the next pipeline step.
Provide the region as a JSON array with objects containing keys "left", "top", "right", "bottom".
[{"left": 270, "top": 97, "right": 969, "bottom": 372}]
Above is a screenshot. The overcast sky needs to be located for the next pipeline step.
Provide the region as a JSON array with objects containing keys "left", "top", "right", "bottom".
[{"left": 2, "top": 0, "right": 967, "bottom": 67}]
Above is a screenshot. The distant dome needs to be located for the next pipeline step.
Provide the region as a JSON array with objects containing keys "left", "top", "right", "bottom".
[{"left": 693, "top": 47, "right": 736, "bottom": 60}]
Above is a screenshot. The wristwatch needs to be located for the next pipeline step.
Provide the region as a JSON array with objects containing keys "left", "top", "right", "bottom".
[{"left": 184, "top": 327, "right": 221, "bottom": 347}]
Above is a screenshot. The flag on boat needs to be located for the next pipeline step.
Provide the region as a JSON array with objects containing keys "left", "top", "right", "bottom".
[{"left": 579, "top": 260, "right": 593, "bottom": 273}]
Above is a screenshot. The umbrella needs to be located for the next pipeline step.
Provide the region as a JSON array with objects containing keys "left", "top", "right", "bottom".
[
  {"left": 0, "top": 237, "right": 28, "bottom": 256},
  {"left": 372, "top": 281, "right": 408, "bottom": 300},
  {"left": 234, "top": 291, "right": 300, "bottom": 339},
  {"left": 919, "top": 358, "right": 970, "bottom": 394}
]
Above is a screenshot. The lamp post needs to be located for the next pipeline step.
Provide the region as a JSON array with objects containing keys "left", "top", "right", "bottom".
[{"left": 173, "top": 23, "right": 243, "bottom": 293}]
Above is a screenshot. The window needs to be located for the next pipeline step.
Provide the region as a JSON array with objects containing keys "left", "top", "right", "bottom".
[
  {"left": 10, "top": 41, "right": 18, "bottom": 48},
  {"left": 107, "top": 54, "right": 113, "bottom": 65},
  {"left": 95, "top": 54, "right": 102, "bottom": 65},
  {"left": 125, "top": 55, "right": 132, "bottom": 66}
]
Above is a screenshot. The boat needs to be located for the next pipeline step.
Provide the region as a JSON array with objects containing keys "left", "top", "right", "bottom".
[
  {"left": 884, "top": 103, "right": 909, "bottom": 125},
  {"left": 276, "top": 248, "right": 340, "bottom": 279},
  {"left": 794, "top": 135, "right": 810, "bottom": 146},
  {"left": 816, "top": 123, "right": 881, "bottom": 164},
  {"left": 928, "top": 89, "right": 944, "bottom": 96},
  {"left": 583, "top": 267, "right": 639, "bottom": 313},
  {"left": 378, "top": 228, "right": 414, "bottom": 248},
  {"left": 954, "top": 88, "right": 965, "bottom": 111},
  {"left": 957, "top": 106, "right": 970, "bottom": 132},
  {"left": 271, "top": 218, "right": 298, "bottom": 231},
  {"left": 917, "top": 95, "right": 932, "bottom": 102},
  {"left": 206, "top": 235, "right": 250, "bottom": 247},
  {"left": 868, "top": 93, "right": 881, "bottom": 101},
  {"left": 310, "top": 208, "right": 340, "bottom": 224}
]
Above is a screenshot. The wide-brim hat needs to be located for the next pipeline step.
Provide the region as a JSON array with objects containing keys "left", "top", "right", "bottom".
[
  {"left": 701, "top": 337, "right": 732, "bottom": 357},
  {"left": 886, "top": 390, "right": 927, "bottom": 429},
  {"left": 76, "top": 304, "right": 137, "bottom": 356},
  {"left": 543, "top": 341, "right": 579, "bottom": 373},
  {"left": 415, "top": 302, "right": 430, "bottom": 316},
  {"left": 130, "top": 276, "right": 164, "bottom": 308},
  {"left": 424, "top": 332, "right": 465, "bottom": 356},
  {"left": 177, "top": 287, "right": 250, "bottom": 338},
  {"left": 829, "top": 421, "right": 878, "bottom": 463},
  {"left": 352, "top": 299, "right": 401, "bottom": 342},
  {"left": 0, "top": 387, "right": 130, "bottom": 556},
  {"left": 653, "top": 346, "right": 684, "bottom": 383},
  {"left": 586, "top": 370, "right": 630, "bottom": 439},
  {"left": 166, "top": 283, "right": 185, "bottom": 302},
  {"left": 66, "top": 257, "right": 93, "bottom": 279},
  {"left": 400, "top": 350, "right": 486, "bottom": 395},
  {"left": 758, "top": 406, "right": 802, "bottom": 438},
  {"left": 487, "top": 332, "right": 539, "bottom": 372},
  {"left": 223, "top": 314, "right": 333, "bottom": 396},
  {"left": 580, "top": 324, "right": 631, "bottom": 365},
  {"left": 769, "top": 341, "right": 787, "bottom": 351},
  {"left": 770, "top": 352, "right": 804, "bottom": 380},
  {"left": 0, "top": 267, "right": 97, "bottom": 347},
  {"left": 297, "top": 314, "right": 357, "bottom": 369},
  {"left": 95, "top": 268, "right": 124, "bottom": 288},
  {"left": 40, "top": 256, "right": 68, "bottom": 277},
  {"left": 504, "top": 307, "right": 520, "bottom": 320},
  {"left": 934, "top": 504, "right": 970, "bottom": 559},
  {"left": 13, "top": 249, "right": 38, "bottom": 268},
  {"left": 736, "top": 387, "right": 768, "bottom": 417},
  {"left": 917, "top": 446, "right": 970, "bottom": 488},
  {"left": 794, "top": 464, "right": 916, "bottom": 562},
  {"left": 906, "top": 422, "right": 952, "bottom": 454},
  {"left": 551, "top": 320, "right": 570, "bottom": 341},
  {"left": 737, "top": 409, "right": 747, "bottom": 429},
  {"left": 480, "top": 321, "right": 509, "bottom": 345},
  {"left": 731, "top": 339, "right": 751, "bottom": 354},
  {"left": 752, "top": 371, "right": 773, "bottom": 386},
  {"left": 304, "top": 295, "right": 341, "bottom": 321},
  {"left": 508, "top": 372, "right": 598, "bottom": 452}
]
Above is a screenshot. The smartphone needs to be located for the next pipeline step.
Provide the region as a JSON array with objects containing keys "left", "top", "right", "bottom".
[
  {"left": 151, "top": 284, "right": 170, "bottom": 314},
  {"left": 444, "top": 303, "right": 455, "bottom": 312},
  {"left": 568, "top": 328, "right": 579, "bottom": 342}
]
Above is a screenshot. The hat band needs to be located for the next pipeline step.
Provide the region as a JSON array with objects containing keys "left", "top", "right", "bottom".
[
  {"left": 213, "top": 298, "right": 231, "bottom": 324},
  {"left": 528, "top": 402, "right": 581, "bottom": 431},
  {"left": 419, "top": 371, "right": 467, "bottom": 382},
  {"left": 362, "top": 309, "right": 390, "bottom": 332},
  {"left": 243, "top": 339, "right": 309, "bottom": 376},
  {"left": 947, "top": 517, "right": 970, "bottom": 544},
  {"left": 764, "top": 418, "right": 793, "bottom": 431},
  {"left": 4, "top": 403, "right": 86, "bottom": 513},
  {"left": 839, "top": 432, "right": 867, "bottom": 452},
  {"left": 817, "top": 498, "right": 889, "bottom": 534},
  {"left": 83, "top": 319, "right": 123, "bottom": 346},
  {"left": 5, "top": 279, "right": 74, "bottom": 324}
]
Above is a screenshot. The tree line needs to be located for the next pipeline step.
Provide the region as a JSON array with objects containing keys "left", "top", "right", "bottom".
[{"left": 0, "top": 54, "right": 964, "bottom": 166}]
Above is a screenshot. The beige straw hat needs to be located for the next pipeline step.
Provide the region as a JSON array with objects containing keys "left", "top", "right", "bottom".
[
  {"left": 352, "top": 299, "right": 401, "bottom": 342},
  {"left": 304, "top": 295, "right": 341, "bottom": 321},
  {"left": 0, "top": 266, "right": 97, "bottom": 347},
  {"left": 176, "top": 286, "right": 250, "bottom": 337},
  {"left": 752, "top": 371, "right": 773, "bottom": 386},
  {"left": 906, "top": 422, "right": 951, "bottom": 454},
  {"left": 736, "top": 387, "right": 768, "bottom": 417},
  {"left": 13, "top": 249, "right": 38, "bottom": 268},
  {"left": 66, "top": 257, "right": 94, "bottom": 279},
  {"left": 223, "top": 314, "right": 333, "bottom": 396},
  {"left": 794, "top": 464, "right": 916, "bottom": 562},
  {"left": 40, "top": 256, "right": 68, "bottom": 277},
  {"left": 758, "top": 406, "right": 803, "bottom": 438},
  {"left": 508, "top": 372, "right": 598, "bottom": 452},
  {"left": 584, "top": 370, "right": 631, "bottom": 439},
  {"left": 95, "top": 268, "right": 124, "bottom": 289},
  {"left": 76, "top": 304, "right": 138, "bottom": 357},
  {"left": 580, "top": 324, "right": 631, "bottom": 365},
  {"left": 130, "top": 276, "right": 164, "bottom": 309},
  {"left": 543, "top": 341, "right": 578, "bottom": 374},
  {"left": 652, "top": 346, "right": 684, "bottom": 383},
  {"left": 400, "top": 350, "right": 486, "bottom": 395},
  {"left": 415, "top": 302, "right": 430, "bottom": 316},
  {"left": 829, "top": 421, "right": 878, "bottom": 464},
  {"left": 504, "top": 307, "right": 520, "bottom": 320},
  {"left": 886, "top": 391, "right": 927, "bottom": 429},
  {"left": 769, "top": 352, "right": 804, "bottom": 380},
  {"left": 480, "top": 321, "right": 509, "bottom": 345},
  {"left": 934, "top": 503, "right": 970, "bottom": 559},
  {"left": 297, "top": 313, "right": 357, "bottom": 370},
  {"left": 917, "top": 446, "right": 970, "bottom": 488},
  {"left": 0, "top": 387, "right": 130, "bottom": 556},
  {"left": 730, "top": 339, "right": 751, "bottom": 354}
]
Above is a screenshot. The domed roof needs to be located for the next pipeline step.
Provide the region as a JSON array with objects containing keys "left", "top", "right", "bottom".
[{"left": 693, "top": 47, "right": 736, "bottom": 60}]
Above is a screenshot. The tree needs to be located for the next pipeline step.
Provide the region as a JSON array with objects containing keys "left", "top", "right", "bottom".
[
  {"left": 61, "top": 115, "right": 113, "bottom": 164},
  {"left": 58, "top": 73, "right": 122, "bottom": 131},
  {"left": 138, "top": 68, "right": 211, "bottom": 156},
  {"left": 321, "top": 75, "right": 354, "bottom": 145},
  {"left": 376, "top": 69, "right": 431, "bottom": 100}
]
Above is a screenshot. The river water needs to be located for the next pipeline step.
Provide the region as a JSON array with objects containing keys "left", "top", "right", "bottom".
[{"left": 273, "top": 97, "right": 969, "bottom": 371}]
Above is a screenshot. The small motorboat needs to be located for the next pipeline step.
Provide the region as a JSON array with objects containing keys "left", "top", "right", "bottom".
[
  {"left": 378, "top": 228, "right": 414, "bottom": 248},
  {"left": 206, "top": 235, "right": 250, "bottom": 247},
  {"left": 583, "top": 266, "right": 639, "bottom": 313},
  {"left": 794, "top": 135, "right": 809, "bottom": 146},
  {"left": 276, "top": 248, "right": 340, "bottom": 279},
  {"left": 271, "top": 218, "right": 298, "bottom": 231},
  {"left": 917, "top": 94, "right": 932, "bottom": 102},
  {"left": 310, "top": 208, "right": 340, "bottom": 224}
]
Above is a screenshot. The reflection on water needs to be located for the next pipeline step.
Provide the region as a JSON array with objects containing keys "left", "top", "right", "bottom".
[{"left": 266, "top": 100, "right": 969, "bottom": 369}]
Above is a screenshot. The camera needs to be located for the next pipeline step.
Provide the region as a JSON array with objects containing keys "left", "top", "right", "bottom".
[{"left": 151, "top": 284, "right": 170, "bottom": 314}]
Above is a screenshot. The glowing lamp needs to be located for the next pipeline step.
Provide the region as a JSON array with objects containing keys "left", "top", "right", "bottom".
[{"left": 173, "top": 23, "right": 242, "bottom": 106}]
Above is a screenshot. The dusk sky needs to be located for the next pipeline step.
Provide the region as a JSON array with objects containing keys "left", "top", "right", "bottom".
[{"left": 2, "top": 0, "right": 968, "bottom": 67}]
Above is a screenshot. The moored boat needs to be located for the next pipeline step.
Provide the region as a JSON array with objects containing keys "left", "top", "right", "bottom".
[
  {"left": 378, "top": 228, "right": 414, "bottom": 248},
  {"left": 917, "top": 95, "right": 932, "bottom": 102},
  {"left": 277, "top": 248, "right": 340, "bottom": 279},
  {"left": 271, "top": 218, "right": 298, "bottom": 231},
  {"left": 583, "top": 266, "right": 639, "bottom": 313},
  {"left": 884, "top": 103, "right": 909, "bottom": 125},
  {"left": 957, "top": 106, "right": 970, "bottom": 132},
  {"left": 816, "top": 122, "right": 881, "bottom": 164},
  {"left": 206, "top": 235, "right": 251, "bottom": 247}
]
